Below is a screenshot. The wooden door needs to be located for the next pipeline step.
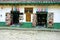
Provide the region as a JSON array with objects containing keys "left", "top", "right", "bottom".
[
  {"left": 26, "top": 13, "right": 31, "bottom": 22},
  {"left": 25, "top": 8, "right": 33, "bottom": 22}
]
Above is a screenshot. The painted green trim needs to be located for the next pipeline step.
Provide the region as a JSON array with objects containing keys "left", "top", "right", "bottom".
[
  {"left": 0, "top": 22, "right": 60, "bottom": 29},
  {"left": 21, "top": 22, "right": 32, "bottom": 28},
  {"left": 0, "top": 22, "right": 6, "bottom": 26},
  {"left": 53, "top": 23, "right": 60, "bottom": 29},
  {"left": 0, "top": 2, "right": 60, "bottom": 5},
  {"left": 0, "top": 22, "right": 32, "bottom": 28}
]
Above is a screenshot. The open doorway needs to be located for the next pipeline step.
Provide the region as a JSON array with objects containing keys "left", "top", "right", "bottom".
[
  {"left": 36, "top": 11, "right": 47, "bottom": 27},
  {"left": 11, "top": 11, "right": 19, "bottom": 25}
]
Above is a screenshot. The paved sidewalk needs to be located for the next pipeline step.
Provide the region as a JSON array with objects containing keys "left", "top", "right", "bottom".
[{"left": 0, "top": 30, "right": 60, "bottom": 40}]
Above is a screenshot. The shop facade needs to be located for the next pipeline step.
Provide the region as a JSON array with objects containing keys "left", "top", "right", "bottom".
[{"left": 0, "top": 2, "right": 60, "bottom": 28}]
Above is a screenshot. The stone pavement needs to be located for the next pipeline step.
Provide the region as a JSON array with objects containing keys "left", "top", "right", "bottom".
[{"left": 0, "top": 30, "right": 60, "bottom": 40}]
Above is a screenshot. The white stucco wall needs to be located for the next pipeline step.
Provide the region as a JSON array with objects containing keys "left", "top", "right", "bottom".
[
  {"left": 0, "top": 8, "right": 11, "bottom": 22},
  {"left": 48, "top": 8, "right": 60, "bottom": 23},
  {"left": 19, "top": 7, "right": 37, "bottom": 22},
  {"left": 0, "top": 5, "right": 60, "bottom": 23},
  {"left": 19, "top": 7, "right": 25, "bottom": 22}
]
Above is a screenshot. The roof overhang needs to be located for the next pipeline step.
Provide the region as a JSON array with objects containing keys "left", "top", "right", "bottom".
[
  {"left": 0, "top": 0, "right": 60, "bottom": 5},
  {"left": 0, "top": 2, "right": 60, "bottom": 5}
]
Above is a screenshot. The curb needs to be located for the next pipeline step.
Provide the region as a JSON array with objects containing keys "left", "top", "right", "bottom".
[{"left": 0, "top": 27, "right": 60, "bottom": 32}]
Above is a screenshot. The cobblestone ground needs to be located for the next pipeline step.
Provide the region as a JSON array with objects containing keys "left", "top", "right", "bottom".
[{"left": 0, "top": 30, "right": 60, "bottom": 40}]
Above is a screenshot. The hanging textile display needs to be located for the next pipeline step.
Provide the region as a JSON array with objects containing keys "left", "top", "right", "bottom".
[
  {"left": 6, "top": 13, "right": 11, "bottom": 26},
  {"left": 19, "top": 13, "right": 23, "bottom": 24},
  {"left": 47, "top": 13, "right": 53, "bottom": 27},
  {"left": 32, "top": 14, "right": 37, "bottom": 27}
]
